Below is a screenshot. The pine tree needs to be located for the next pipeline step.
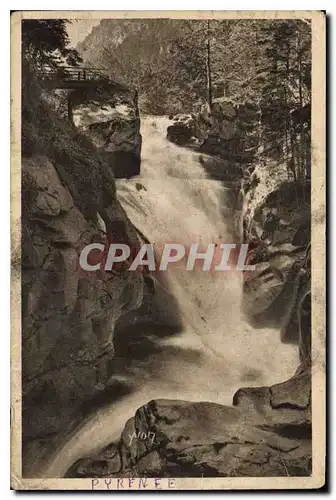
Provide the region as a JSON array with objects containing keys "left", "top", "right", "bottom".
[{"left": 22, "top": 20, "right": 82, "bottom": 69}]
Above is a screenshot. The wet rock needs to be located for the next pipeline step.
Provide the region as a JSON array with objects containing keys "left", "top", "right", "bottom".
[
  {"left": 192, "top": 101, "right": 258, "bottom": 168},
  {"left": 166, "top": 114, "right": 195, "bottom": 145},
  {"left": 242, "top": 181, "right": 311, "bottom": 333},
  {"left": 270, "top": 370, "right": 310, "bottom": 410},
  {"left": 70, "top": 84, "right": 142, "bottom": 178},
  {"left": 66, "top": 443, "right": 121, "bottom": 477},
  {"left": 68, "top": 368, "right": 311, "bottom": 477}
]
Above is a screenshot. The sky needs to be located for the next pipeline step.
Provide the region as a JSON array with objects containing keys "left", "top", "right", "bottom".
[{"left": 66, "top": 19, "right": 102, "bottom": 47}]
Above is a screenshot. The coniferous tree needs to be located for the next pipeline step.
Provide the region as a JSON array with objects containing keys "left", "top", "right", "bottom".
[{"left": 22, "top": 20, "right": 82, "bottom": 69}]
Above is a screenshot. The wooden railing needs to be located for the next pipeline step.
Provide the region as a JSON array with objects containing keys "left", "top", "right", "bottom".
[{"left": 38, "top": 65, "right": 111, "bottom": 83}]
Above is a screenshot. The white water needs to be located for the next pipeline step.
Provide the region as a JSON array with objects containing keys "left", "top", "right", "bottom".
[{"left": 41, "top": 116, "right": 298, "bottom": 478}]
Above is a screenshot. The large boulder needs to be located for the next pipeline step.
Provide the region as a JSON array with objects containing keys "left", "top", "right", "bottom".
[
  {"left": 242, "top": 180, "right": 311, "bottom": 349},
  {"left": 193, "top": 101, "right": 259, "bottom": 167},
  {"left": 70, "top": 83, "right": 142, "bottom": 178},
  {"left": 67, "top": 366, "right": 311, "bottom": 477},
  {"left": 166, "top": 114, "right": 195, "bottom": 146}
]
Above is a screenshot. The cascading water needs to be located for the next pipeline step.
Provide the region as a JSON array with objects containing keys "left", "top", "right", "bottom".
[{"left": 41, "top": 116, "right": 298, "bottom": 478}]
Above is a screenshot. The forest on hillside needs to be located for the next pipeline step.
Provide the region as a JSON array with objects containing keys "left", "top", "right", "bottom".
[
  {"left": 21, "top": 18, "right": 311, "bottom": 196},
  {"left": 78, "top": 18, "right": 311, "bottom": 192},
  {"left": 78, "top": 20, "right": 311, "bottom": 114}
]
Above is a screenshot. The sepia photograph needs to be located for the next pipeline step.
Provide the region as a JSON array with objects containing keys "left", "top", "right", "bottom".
[{"left": 10, "top": 10, "right": 325, "bottom": 490}]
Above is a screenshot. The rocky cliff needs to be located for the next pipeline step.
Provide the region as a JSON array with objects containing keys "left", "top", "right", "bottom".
[{"left": 21, "top": 70, "right": 144, "bottom": 470}]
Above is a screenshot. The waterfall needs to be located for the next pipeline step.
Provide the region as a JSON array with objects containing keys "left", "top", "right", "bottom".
[{"left": 40, "top": 116, "right": 298, "bottom": 478}]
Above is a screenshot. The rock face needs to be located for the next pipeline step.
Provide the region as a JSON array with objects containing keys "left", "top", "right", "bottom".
[
  {"left": 197, "top": 101, "right": 259, "bottom": 172},
  {"left": 67, "top": 366, "right": 311, "bottom": 477},
  {"left": 242, "top": 178, "right": 311, "bottom": 355},
  {"left": 21, "top": 73, "right": 144, "bottom": 464},
  {"left": 70, "top": 83, "right": 142, "bottom": 178},
  {"left": 166, "top": 114, "right": 195, "bottom": 145},
  {"left": 166, "top": 100, "right": 260, "bottom": 170}
]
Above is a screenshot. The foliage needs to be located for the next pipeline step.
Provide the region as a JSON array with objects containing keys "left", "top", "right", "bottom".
[
  {"left": 22, "top": 19, "right": 82, "bottom": 69},
  {"left": 23, "top": 18, "right": 310, "bottom": 194}
]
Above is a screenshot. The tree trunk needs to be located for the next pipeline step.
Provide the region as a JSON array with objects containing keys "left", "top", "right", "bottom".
[
  {"left": 206, "top": 20, "right": 213, "bottom": 112},
  {"left": 297, "top": 31, "right": 303, "bottom": 109},
  {"left": 297, "top": 29, "right": 306, "bottom": 198}
]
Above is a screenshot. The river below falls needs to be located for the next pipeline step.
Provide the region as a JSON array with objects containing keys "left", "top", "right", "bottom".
[{"left": 38, "top": 115, "right": 298, "bottom": 478}]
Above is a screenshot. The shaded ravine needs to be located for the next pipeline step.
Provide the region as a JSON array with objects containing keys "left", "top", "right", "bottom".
[{"left": 39, "top": 116, "right": 298, "bottom": 478}]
